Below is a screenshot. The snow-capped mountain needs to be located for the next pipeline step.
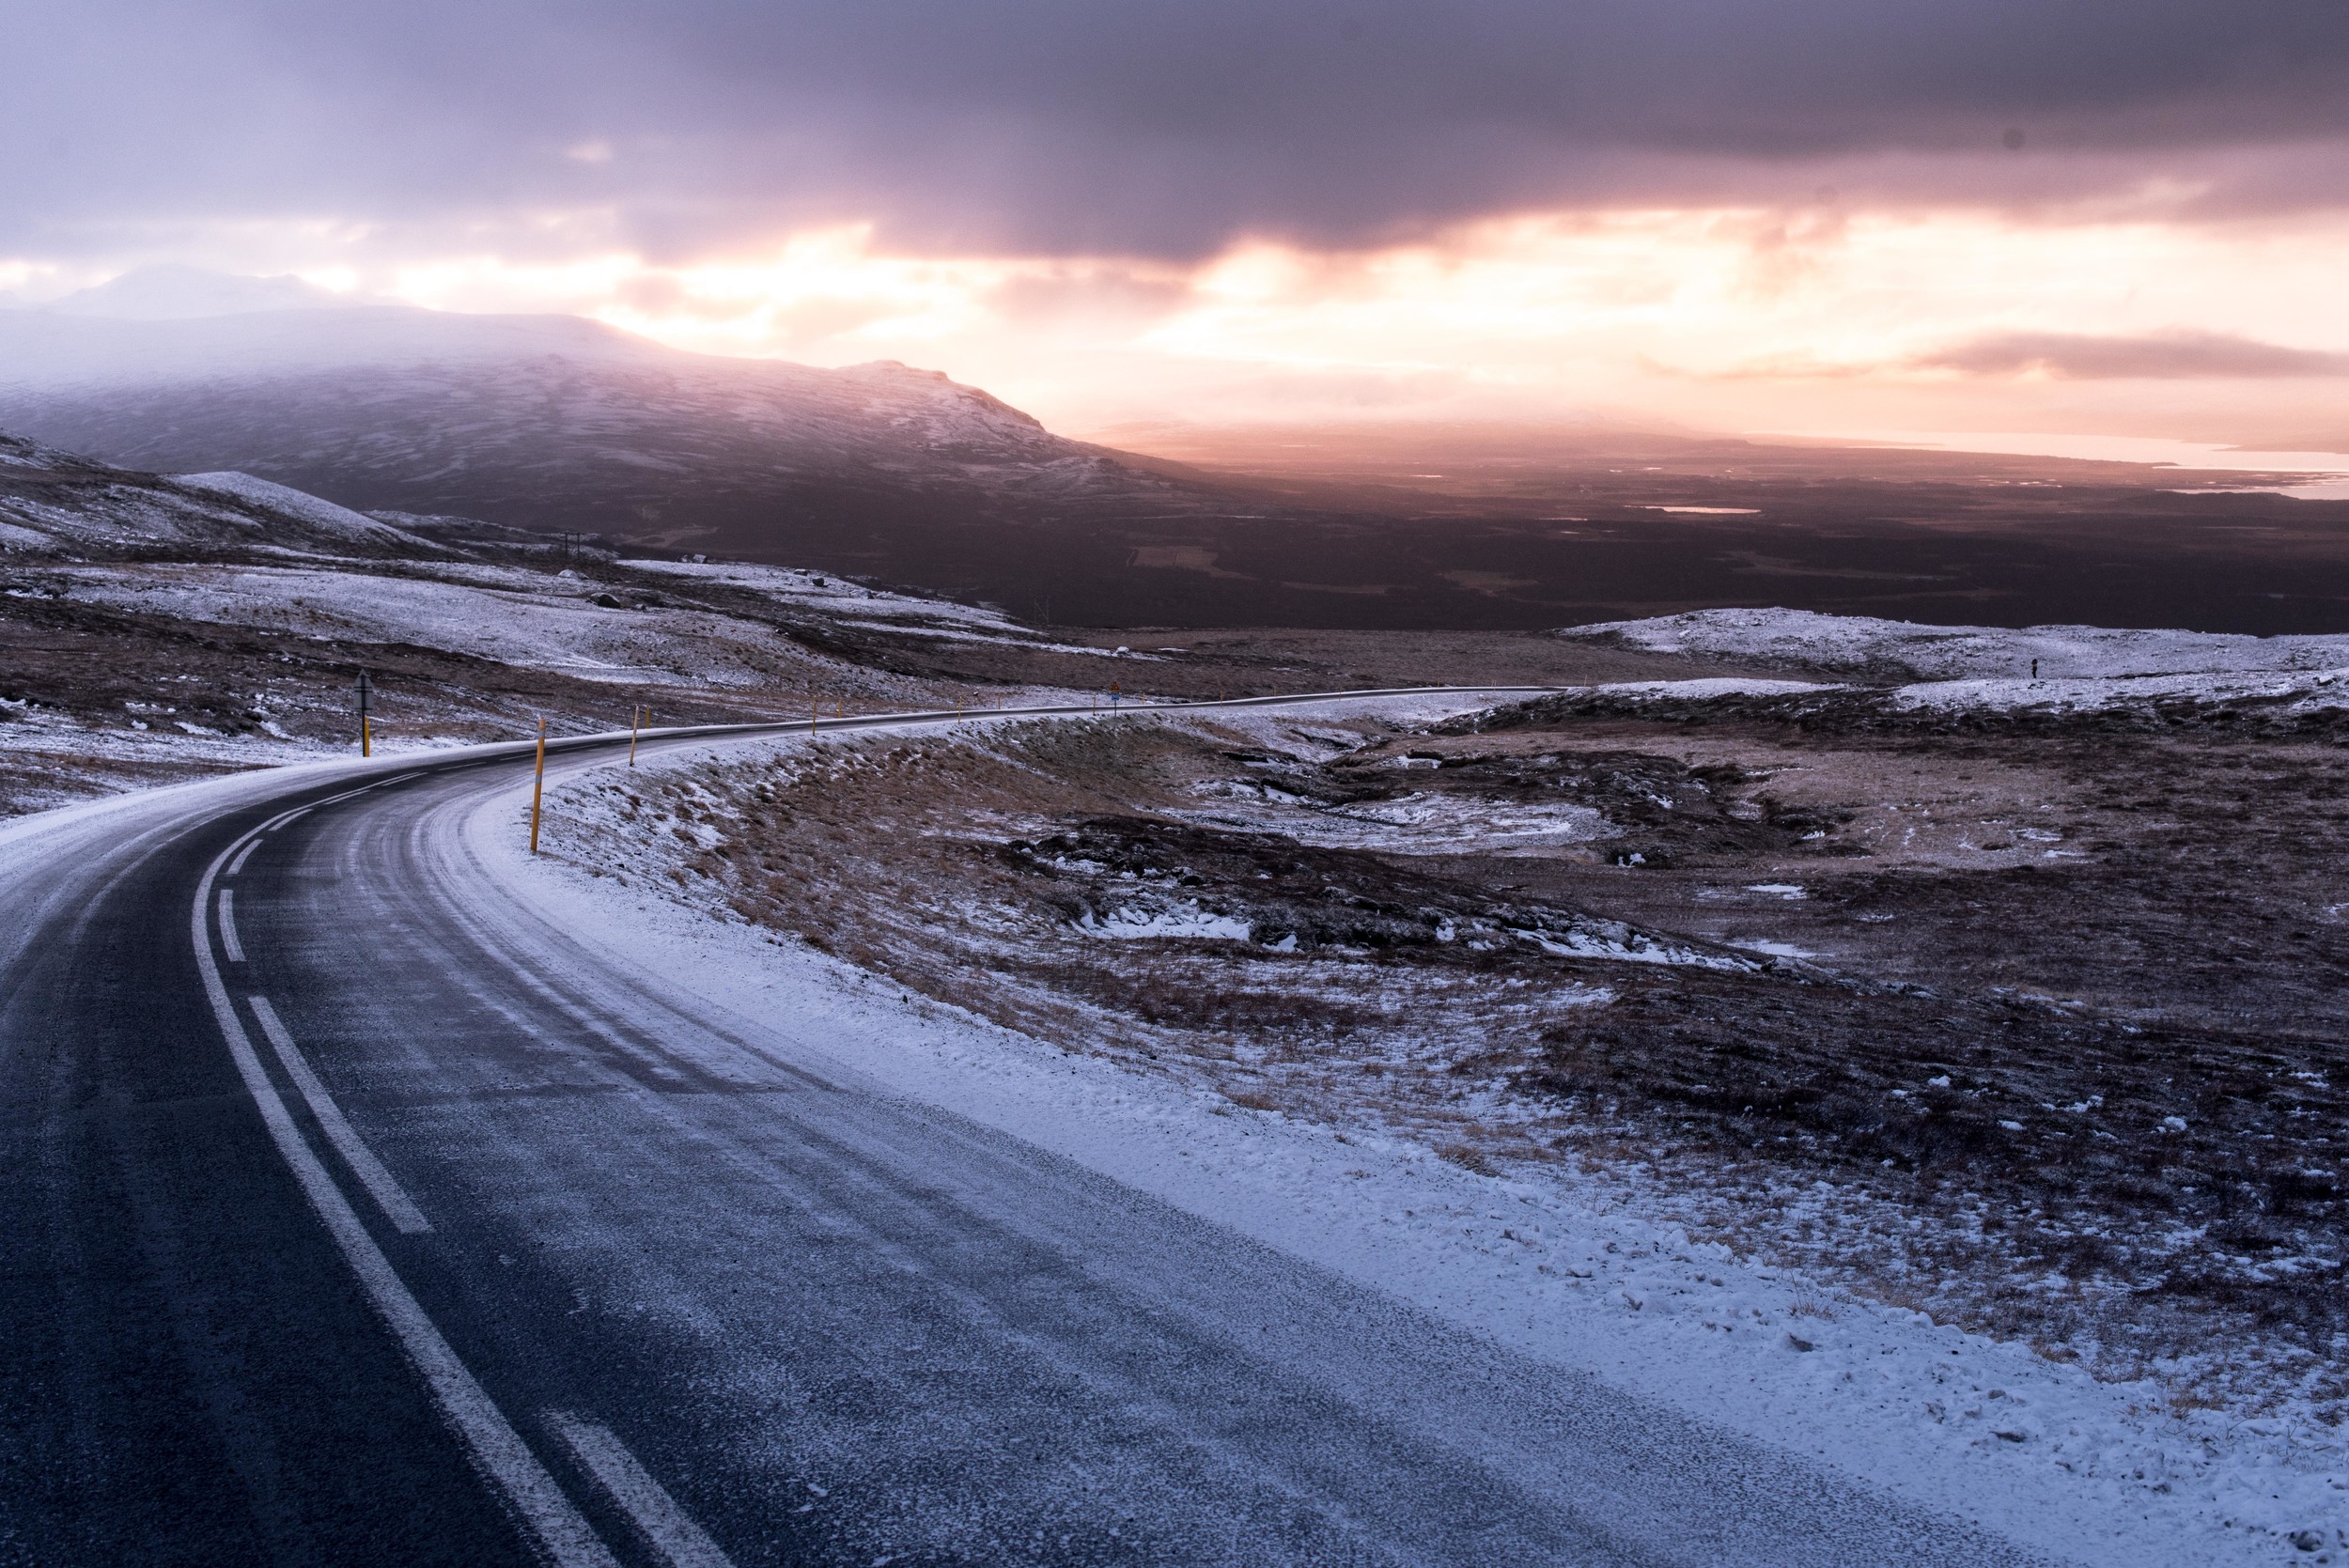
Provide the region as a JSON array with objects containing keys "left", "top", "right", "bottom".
[{"left": 0, "top": 286, "right": 1208, "bottom": 577}]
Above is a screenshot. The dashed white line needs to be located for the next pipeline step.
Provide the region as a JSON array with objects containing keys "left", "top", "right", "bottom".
[
  {"left": 545, "top": 1412, "right": 736, "bottom": 1568},
  {"left": 246, "top": 995, "right": 432, "bottom": 1234},
  {"left": 191, "top": 834, "right": 621, "bottom": 1568},
  {"left": 226, "top": 838, "right": 261, "bottom": 877},
  {"left": 216, "top": 888, "right": 245, "bottom": 962}
]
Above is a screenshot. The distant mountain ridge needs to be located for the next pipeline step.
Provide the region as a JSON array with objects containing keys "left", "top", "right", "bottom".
[
  {"left": 38, "top": 263, "right": 393, "bottom": 321},
  {"left": 0, "top": 292, "right": 1221, "bottom": 584}
]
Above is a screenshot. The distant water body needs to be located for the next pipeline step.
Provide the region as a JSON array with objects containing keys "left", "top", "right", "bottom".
[{"left": 1762, "top": 428, "right": 2349, "bottom": 498}]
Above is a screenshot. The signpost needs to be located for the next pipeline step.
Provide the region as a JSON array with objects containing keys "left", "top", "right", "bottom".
[{"left": 529, "top": 720, "right": 548, "bottom": 854}]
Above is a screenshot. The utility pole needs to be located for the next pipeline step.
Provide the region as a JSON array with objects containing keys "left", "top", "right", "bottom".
[{"left": 356, "top": 669, "right": 372, "bottom": 756}]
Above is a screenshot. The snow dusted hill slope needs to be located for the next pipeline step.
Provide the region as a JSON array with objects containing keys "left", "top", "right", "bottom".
[
  {"left": 0, "top": 304, "right": 1208, "bottom": 568},
  {"left": 1564, "top": 606, "right": 2349, "bottom": 682},
  {"left": 171, "top": 471, "right": 443, "bottom": 550},
  {"left": 0, "top": 432, "right": 439, "bottom": 557},
  {"left": 0, "top": 427, "right": 1153, "bottom": 815}
]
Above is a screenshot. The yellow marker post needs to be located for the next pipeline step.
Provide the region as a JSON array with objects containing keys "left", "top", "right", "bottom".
[
  {"left": 629, "top": 705, "right": 642, "bottom": 767},
  {"left": 529, "top": 719, "right": 548, "bottom": 854}
]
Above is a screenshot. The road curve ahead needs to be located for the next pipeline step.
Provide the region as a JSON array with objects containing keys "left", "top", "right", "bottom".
[{"left": 0, "top": 700, "right": 2050, "bottom": 1567}]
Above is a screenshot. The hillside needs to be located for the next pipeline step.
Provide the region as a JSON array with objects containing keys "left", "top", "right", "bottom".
[
  {"left": 0, "top": 431, "right": 439, "bottom": 557},
  {"left": 8, "top": 285, "right": 2349, "bottom": 635},
  {"left": 0, "top": 304, "right": 1206, "bottom": 562}
]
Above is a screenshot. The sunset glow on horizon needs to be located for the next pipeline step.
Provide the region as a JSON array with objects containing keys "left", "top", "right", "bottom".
[
  {"left": 252, "top": 203, "right": 2349, "bottom": 455},
  {"left": 11, "top": 2, "right": 2349, "bottom": 454}
]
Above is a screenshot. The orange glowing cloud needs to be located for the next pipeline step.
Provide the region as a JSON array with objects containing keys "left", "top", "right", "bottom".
[{"left": 336, "top": 204, "right": 2349, "bottom": 450}]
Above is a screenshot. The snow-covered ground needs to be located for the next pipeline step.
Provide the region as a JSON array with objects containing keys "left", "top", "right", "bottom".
[
  {"left": 44, "top": 561, "right": 849, "bottom": 689},
  {"left": 171, "top": 470, "right": 442, "bottom": 552},
  {"left": 513, "top": 706, "right": 2347, "bottom": 1568},
  {"left": 0, "top": 682, "right": 467, "bottom": 815},
  {"left": 1520, "top": 620, "right": 2349, "bottom": 720},
  {"left": 1075, "top": 900, "right": 1256, "bottom": 940},
  {"left": 1890, "top": 667, "right": 2349, "bottom": 713},
  {"left": 1185, "top": 777, "right": 1618, "bottom": 852},
  {"left": 2, "top": 528, "right": 1108, "bottom": 815},
  {"left": 1567, "top": 607, "right": 2349, "bottom": 682},
  {"left": 629, "top": 558, "right": 1135, "bottom": 658}
]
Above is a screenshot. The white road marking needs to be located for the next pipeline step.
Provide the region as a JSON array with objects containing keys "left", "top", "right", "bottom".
[
  {"left": 216, "top": 889, "right": 245, "bottom": 962},
  {"left": 226, "top": 838, "right": 260, "bottom": 877},
  {"left": 246, "top": 995, "right": 432, "bottom": 1234},
  {"left": 163, "top": 699, "right": 1563, "bottom": 1561},
  {"left": 191, "top": 832, "right": 621, "bottom": 1568},
  {"left": 254, "top": 773, "right": 428, "bottom": 838},
  {"left": 545, "top": 1412, "right": 736, "bottom": 1568}
]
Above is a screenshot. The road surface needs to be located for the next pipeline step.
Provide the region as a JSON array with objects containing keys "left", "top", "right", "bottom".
[{"left": 0, "top": 699, "right": 2051, "bottom": 1566}]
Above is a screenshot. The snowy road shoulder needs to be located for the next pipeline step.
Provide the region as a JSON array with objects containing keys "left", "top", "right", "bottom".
[{"left": 472, "top": 725, "right": 2348, "bottom": 1568}]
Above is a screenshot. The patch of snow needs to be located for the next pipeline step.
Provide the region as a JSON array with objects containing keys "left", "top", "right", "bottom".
[
  {"left": 172, "top": 471, "right": 437, "bottom": 549},
  {"left": 1730, "top": 939, "right": 1816, "bottom": 960},
  {"left": 1184, "top": 784, "right": 1616, "bottom": 855},
  {"left": 1566, "top": 606, "right": 2349, "bottom": 682},
  {"left": 1075, "top": 901, "right": 1253, "bottom": 941},
  {"left": 1893, "top": 668, "right": 2349, "bottom": 712},
  {"left": 50, "top": 562, "right": 854, "bottom": 690},
  {"left": 1517, "top": 924, "right": 1758, "bottom": 970},
  {"left": 1590, "top": 676, "right": 1833, "bottom": 700}
]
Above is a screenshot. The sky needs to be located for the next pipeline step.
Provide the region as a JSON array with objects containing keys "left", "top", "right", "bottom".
[{"left": 8, "top": 1, "right": 2349, "bottom": 447}]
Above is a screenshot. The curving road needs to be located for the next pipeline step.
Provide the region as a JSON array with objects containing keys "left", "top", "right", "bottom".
[{"left": 0, "top": 698, "right": 2050, "bottom": 1567}]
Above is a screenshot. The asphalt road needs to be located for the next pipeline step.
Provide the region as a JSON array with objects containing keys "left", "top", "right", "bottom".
[{"left": 0, "top": 702, "right": 2054, "bottom": 1567}]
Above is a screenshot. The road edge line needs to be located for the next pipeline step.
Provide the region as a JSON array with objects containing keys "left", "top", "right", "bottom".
[{"left": 190, "top": 828, "right": 619, "bottom": 1568}]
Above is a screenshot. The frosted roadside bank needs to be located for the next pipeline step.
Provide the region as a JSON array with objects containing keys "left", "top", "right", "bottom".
[
  {"left": 484, "top": 712, "right": 2347, "bottom": 1568},
  {"left": 1563, "top": 607, "right": 2349, "bottom": 683}
]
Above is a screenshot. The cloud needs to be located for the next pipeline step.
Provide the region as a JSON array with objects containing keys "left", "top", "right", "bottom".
[
  {"left": 985, "top": 271, "right": 1193, "bottom": 328},
  {"left": 1916, "top": 329, "right": 2349, "bottom": 379},
  {"left": 7, "top": 2, "right": 2349, "bottom": 262}
]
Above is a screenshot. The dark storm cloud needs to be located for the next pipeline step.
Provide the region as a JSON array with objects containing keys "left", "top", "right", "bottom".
[
  {"left": 9, "top": 1, "right": 2349, "bottom": 257},
  {"left": 1918, "top": 331, "right": 2349, "bottom": 379}
]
